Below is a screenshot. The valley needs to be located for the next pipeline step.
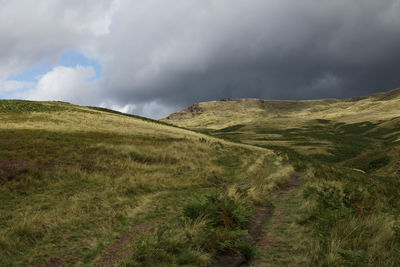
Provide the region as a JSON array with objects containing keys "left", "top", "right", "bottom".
[
  {"left": 0, "top": 100, "right": 282, "bottom": 266},
  {"left": 163, "top": 88, "right": 400, "bottom": 266},
  {"left": 0, "top": 88, "right": 399, "bottom": 266}
]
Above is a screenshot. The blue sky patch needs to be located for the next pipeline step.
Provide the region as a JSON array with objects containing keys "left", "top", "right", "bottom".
[
  {"left": 59, "top": 50, "right": 102, "bottom": 80},
  {"left": 8, "top": 61, "right": 53, "bottom": 82},
  {"left": 1, "top": 51, "right": 102, "bottom": 99},
  {"left": 8, "top": 50, "right": 102, "bottom": 82}
]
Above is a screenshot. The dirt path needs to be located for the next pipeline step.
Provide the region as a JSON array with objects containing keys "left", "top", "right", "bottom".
[
  {"left": 96, "top": 159, "right": 297, "bottom": 267},
  {"left": 269, "top": 172, "right": 302, "bottom": 199},
  {"left": 213, "top": 172, "right": 302, "bottom": 267},
  {"left": 252, "top": 172, "right": 303, "bottom": 266},
  {"left": 94, "top": 193, "right": 162, "bottom": 266},
  {"left": 95, "top": 220, "right": 160, "bottom": 267}
]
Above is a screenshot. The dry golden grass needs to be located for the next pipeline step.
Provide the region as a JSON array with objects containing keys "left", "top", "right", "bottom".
[
  {"left": 163, "top": 88, "right": 400, "bottom": 129},
  {"left": 0, "top": 100, "right": 283, "bottom": 265},
  {"left": 160, "top": 88, "right": 400, "bottom": 266}
]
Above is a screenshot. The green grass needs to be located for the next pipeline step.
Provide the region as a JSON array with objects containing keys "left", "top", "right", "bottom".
[
  {"left": 255, "top": 188, "right": 310, "bottom": 266},
  {"left": 234, "top": 136, "right": 400, "bottom": 265},
  {"left": 214, "top": 124, "right": 245, "bottom": 133},
  {"left": 2, "top": 92, "right": 399, "bottom": 265},
  {"left": 86, "top": 106, "right": 181, "bottom": 128},
  {"left": 166, "top": 94, "right": 400, "bottom": 265},
  {"left": 297, "top": 162, "right": 400, "bottom": 266},
  {"left": 0, "top": 101, "right": 287, "bottom": 266},
  {"left": 211, "top": 119, "right": 397, "bottom": 164},
  {"left": 124, "top": 189, "right": 257, "bottom": 266},
  {"left": 0, "top": 100, "right": 68, "bottom": 113}
]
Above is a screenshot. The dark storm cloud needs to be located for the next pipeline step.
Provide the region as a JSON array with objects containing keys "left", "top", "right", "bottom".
[
  {"left": 94, "top": 0, "right": 400, "bottom": 116},
  {"left": 2, "top": 0, "right": 400, "bottom": 118}
]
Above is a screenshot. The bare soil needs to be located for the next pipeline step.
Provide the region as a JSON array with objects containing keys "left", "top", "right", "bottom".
[{"left": 213, "top": 172, "right": 301, "bottom": 267}]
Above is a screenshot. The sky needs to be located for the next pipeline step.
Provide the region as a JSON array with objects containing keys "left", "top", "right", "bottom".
[{"left": 1, "top": 0, "right": 400, "bottom": 118}]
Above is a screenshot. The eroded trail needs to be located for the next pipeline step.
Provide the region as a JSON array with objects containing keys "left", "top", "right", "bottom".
[
  {"left": 252, "top": 172, "right": 305, "bottom": 266},
  {"left": 213, "top": 172, "right": 302, "bottom": 267},
  {"left": 251, "top": 172, "right": 301, "bottom": 242}
]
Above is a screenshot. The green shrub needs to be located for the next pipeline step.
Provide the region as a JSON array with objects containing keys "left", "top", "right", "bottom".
[
  {"left": 351, "top": 155, "right": 391, "bottom": 172},
  {"left": 0, "top": 100, "right": 66, "bottom": 113},
  {"left": 183, "top": 191, "right": 254, "bottom": 229},
  {"left": 183, "top": 191, "right": 256, "bottom": 259},
  {"left": 333, "top": 246, "right": 366, "bottom": 265},
  {"left": 125, "top": 219, "right": 210, "bottom": 266},
  {"left": 303, "top": 184, "right": 346, "bottom": 210}
]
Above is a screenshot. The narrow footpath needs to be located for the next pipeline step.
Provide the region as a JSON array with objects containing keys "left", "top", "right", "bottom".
[
  {"left": 213, "top": 172, "right": 303, "bottom": 267},
  {"left": 252, "top": 172, "right": 309, "bottom": 266}
]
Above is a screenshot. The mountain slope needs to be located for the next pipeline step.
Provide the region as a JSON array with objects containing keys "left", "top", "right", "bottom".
[
  {"left": 162, "top": 88, "right": 400, "bottom": 173},
  {"left": 162, "top": 87, "right": 400, "bottom": 129},
  {"left": 0, "top": 100, "right": 285, "bottom": 266},
  {"left": 162, "top": 88, "right": 400, "bottom": 266}
]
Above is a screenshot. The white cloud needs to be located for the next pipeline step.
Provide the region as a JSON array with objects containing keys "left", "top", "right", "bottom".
[
  {"left": 0, "top": 80, "right": 35, "bottom": 94},
  {"left": 141, "top": 101, "right": 179, "bottom": 119},
  {"left": 0, "top": 0, "right": 118, "bottom": 79},
  {"left": 100, "top": 101, "right": 178, "bottom": 119},
  {"left": 62, "top": 0, "right": 120, "bottom": 37},
  {"left": 25, "top": 65, "right": 99, "bottom": 105},
  {"left": 1, "top": 0, "right": 400, "bottom": 117}
]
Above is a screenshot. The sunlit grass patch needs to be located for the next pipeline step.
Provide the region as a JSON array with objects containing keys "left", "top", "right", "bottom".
[
  {"left": 0, "top": 100, "right": 68, "bottom": 113},
  {"left": 161, "top": 89, "right": 400, "bottom": 265},
  {"left": 0, "top": 100, "right": 272, "bottom": 265}
]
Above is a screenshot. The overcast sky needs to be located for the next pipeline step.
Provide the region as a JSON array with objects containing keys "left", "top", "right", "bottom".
[{"left": 1, "top": 0, "right": 400, "bottom": 118}]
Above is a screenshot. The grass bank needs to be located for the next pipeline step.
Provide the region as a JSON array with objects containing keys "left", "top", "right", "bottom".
[{"left": 0, "top": 100, "right": 290, "bottom": 266}]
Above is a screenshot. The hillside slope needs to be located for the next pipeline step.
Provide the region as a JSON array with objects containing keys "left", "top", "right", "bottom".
[
  {"left": 0, "top": 100, "right": 287, "bottom": 266},
  {"left": 162, "top": 88, "right": 400, "bottom": 173},
  {"left": 162, "top": 88, "right": 400, "bottom": 129},
  {"left": 162, "top": 88, "right": 400, "bottom": 266}
]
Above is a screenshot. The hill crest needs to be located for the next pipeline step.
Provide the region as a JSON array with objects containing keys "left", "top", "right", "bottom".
[{"left": 162, "top": 88, "right": 400, "bottom": 129}]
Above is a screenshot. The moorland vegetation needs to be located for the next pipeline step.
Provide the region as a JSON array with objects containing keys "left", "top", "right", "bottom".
[
  {"left": 0, "top": 100, "right": 289, "bottom": 266},
  {"left": 0, "top": 88, "right": 399, "bottom": 266},
  {"left": 164, "top": 88, "right": 400, "bottom": 266}
]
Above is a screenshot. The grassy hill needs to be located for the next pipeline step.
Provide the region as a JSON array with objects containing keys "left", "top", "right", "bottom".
[
  {"left": 1, "top": 86, "right": 399, "bottom": 266},
  {"left": 163, "top": 88, "right": 400, "bottom": 266},
  {"left": 0, "top": 100, "right": 297, "bottom": 266},
  {"left": 163, "top": 88, "right": 400, "bottom": 129},
  {"left": 163, "top": 88, "right": 400, "bottom": 171}
]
